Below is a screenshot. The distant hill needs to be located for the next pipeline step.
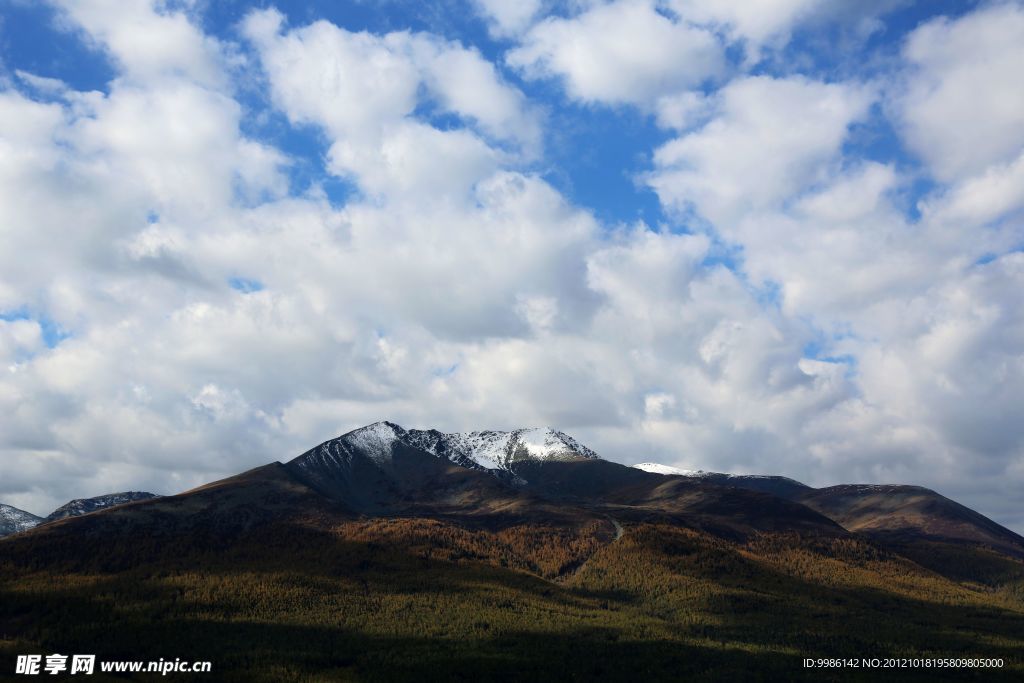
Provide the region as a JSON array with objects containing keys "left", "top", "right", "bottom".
[
  {"left": 0, "top": 492, "right": 163, "bottom": 538},
  {"left": 795, "top": 484, "right": 1024, "bottom": 557},
  {"left": 634, "top": 461, "right": 1023, "bottom": 556},
  {"left": 0, "top": 503, "right": 41, "bottom": 537},
  {"left": 44, "top": 491, "right": 161, "bottom": 522}
]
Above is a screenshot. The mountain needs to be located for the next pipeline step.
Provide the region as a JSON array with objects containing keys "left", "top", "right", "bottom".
[
  {"left": 284, "top": 421, "right": 588, "bottom": 521},
  {"left": 631, "top": 462, "right": 812, "bottom": 499},
  {"left": 0, "top": 492, "right": 161, "bottom": 539},
  {"left": 0, "top": 503, "right": 42, "bottom": 537},
  {"left": 287, "top": 422, "right": 841, "bottom": 537},
  {"left": 301, "top": 420, "right": 599, "bottom": 477},
  {"left": 634, "top": 461, "right": 1024, "bottom": 557},
  {"left": 2, "top": 421, "right": 1023, "bottom": 681},
  {"left": 795, "top": 484, "right": 1024, "bottom": 557},
  {"left": 44, "top": 491, "right": 161, "bottom": 522}
]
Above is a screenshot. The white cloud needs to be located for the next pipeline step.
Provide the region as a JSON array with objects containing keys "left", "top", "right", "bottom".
[
  {"left": 666, "top": 0, "right": 908, "bottom": 64},
  {"left": 515, "top": 294, "right": 559, "bottom": 333},
  {"left": 0, "top": 319, "right": 43, "bottom": 368},
  {"left": 634, "top": 8, "right": 1024, "bottom": 533},
  {"left": 241, "top": 10, "right": 420, "bottom": 139},
  {"left": 243, "top": 9, "right": 541, "bottom": 158},
  {"left": 327, "top": 120, "right": 500, "bottom": 202},
  {"left": 508, "top": 0, "right": 724, "bottom": 106},
  {"left": 894, "top": 2, "right": 1024, "bottom": 183},
  {"left": 14, "top": 70, "right": 68, "bottom": 96},
  {"left": 415, "top": 39, "right": 542, "bottom": 154},
  {"left": 666, "top": 0, "right": 822, "bottom": 50},
  {"left": 920, "top": 151, "right": 1024, "bottom": 230},
  {"left": 472, "top": 0, "right": 544, "bottom": 38},
  {"left": 649, "top": 75, "right": 874, "bottom": 226},
  {"left": 654, "top": 90, "right": 712, "bottom": 131},
  {"left": 52, "top": 0, "right": 226, "bottom": 88}
]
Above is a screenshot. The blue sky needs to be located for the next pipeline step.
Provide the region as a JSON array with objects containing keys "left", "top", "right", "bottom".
[{"left": 0, "top": 0, "right": 1022, "bottom": 532}]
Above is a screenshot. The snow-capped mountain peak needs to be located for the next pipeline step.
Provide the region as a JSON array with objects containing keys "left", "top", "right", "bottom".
[
  {"left": 293, "top": 422, "right": 602, "bottom": 478},
  {"left": 0, "top": 503, "right": 43, "bottom": 537},
  {"left": 402, "top": 425, "right": 599, "bottom": 472},
  {"left": 342, "top": 421, "right": 405, "bottom": 465}
]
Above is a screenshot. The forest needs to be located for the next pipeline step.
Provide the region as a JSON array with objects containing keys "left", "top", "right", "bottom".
[{"left": 2, "top": 515, "right": 1022, "bottom": 681}]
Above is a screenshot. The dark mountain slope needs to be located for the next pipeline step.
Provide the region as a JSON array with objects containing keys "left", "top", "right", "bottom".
[
  {"left": 9, "top": 463, "right": 348, "bottom": 565},
  {"left": 635, "top": 459, "right": 1024, "bottom": 557},
  {"left": 796, "top": 484, "right": 1024, "bottom": 557},
  {"left": 285, "top": 423, "right": 606, "bottom": 529},
  {"left": 688, "top": 472, "right": 812, "bottom": 499},
  {"left": 509, "top": 458, "right": 844, "bottom": 539},
  {"left": 44, "top": 491, "right": 160, "bottom": 522}
]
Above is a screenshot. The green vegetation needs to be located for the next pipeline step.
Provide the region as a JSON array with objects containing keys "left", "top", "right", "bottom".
[{"left": 2, "top": 519, "right": 1023, "bottom": 682}]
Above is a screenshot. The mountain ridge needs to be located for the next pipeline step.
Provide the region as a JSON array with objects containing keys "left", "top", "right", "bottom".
[
  {"left": 45, "top": 491, "right": 161, "bottom": 522},
  {"left": 4, "top": 422, "right": 1022, "bottom": 558},
  {"left": 0, "top": 491, "right": 162, "bottom": 538},
  {"left": 3, "top": 421, "right": 1022, "bottom": 682}
]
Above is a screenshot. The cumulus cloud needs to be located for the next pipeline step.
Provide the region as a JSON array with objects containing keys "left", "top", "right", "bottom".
[
  {"left": 664, "top": 0, "right": 905, "bottom": 61},
  {"left": 893, "top": 2, "right": 1024, "bottom": 183},
  {"left": 472, "top": 0, "right": 544, "bottom": 38},
  {"left": 648, "top": 75, "right": 875, "bottom": 226},
  {"left": 52, "top": 0, "right": 227, "bottom": 88},
  {"left": 243, "top": 9, "right": 542, "bottom": 159},
  {"left": 665, "top": 0, "right": 824, "bottom": 51},
  {"left": 507, "top": 0, "right": 725, "bottom": 106}
]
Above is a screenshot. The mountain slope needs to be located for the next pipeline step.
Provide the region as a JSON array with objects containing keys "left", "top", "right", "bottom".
[
  {"left": 3, "top": 422, "right": 1024, "bottom": 681},
  {"left": 3, "top": 466, "right": 1023, "bottom": 682},
  {"left": 796, "top": 484, "right": 1024, "bottom": 556},
  {"left": 631, "top": 461, "right": 1024, "bottom": 556},
  {"left": 285, "top": 423, "right": 611, "bottom": 534},
  {"left": 631, "top": 462, "right": 812, "bottom": 498},
  {"left": 0, "top": 503, "right": 42, "bottom": 537},
  {"left": 287, "top": 423, "right": 842, "bottom": 538},
  {"left": 44, "top": 491, "right": 160, "bottom": 522},
  {"left": 9, "top": 464, "right": 352, "bottom": 571}
]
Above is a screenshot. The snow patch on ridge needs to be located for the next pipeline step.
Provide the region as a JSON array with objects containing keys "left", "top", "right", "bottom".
[
  {"left": 408, "top": 426, "right": 600, "bottom": 471},
  {"left": 299, "top": 422, "right": 602, "bottom": 477},
  {"left": 343, "top": 421, "right": 403, "bottom": 466},
  {"left": 513, "top": 427, "right": 598, "bottom": 461},
  {"left": 0, "top": 503, "right": 42, "bottom": 536},
  {"left": 633, "top": 462, "right": 700, "bottom": 476}
]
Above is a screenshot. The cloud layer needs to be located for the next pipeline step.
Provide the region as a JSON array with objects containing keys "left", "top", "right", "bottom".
[{"left": 1, "top": 0, "right": 1022, "bottom": 532}]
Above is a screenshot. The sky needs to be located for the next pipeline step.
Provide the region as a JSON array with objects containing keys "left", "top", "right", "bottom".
[{"left": 0, "top": 0, "right": 1022, "bottom": 532}]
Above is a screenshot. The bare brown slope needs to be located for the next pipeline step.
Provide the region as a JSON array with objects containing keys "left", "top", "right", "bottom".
[
  {"left": 796, "top": 484, "right": 1024, "bottom": 557},
  {"left": 4, "top": 463, "right": 348, "bottom": 545}
]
